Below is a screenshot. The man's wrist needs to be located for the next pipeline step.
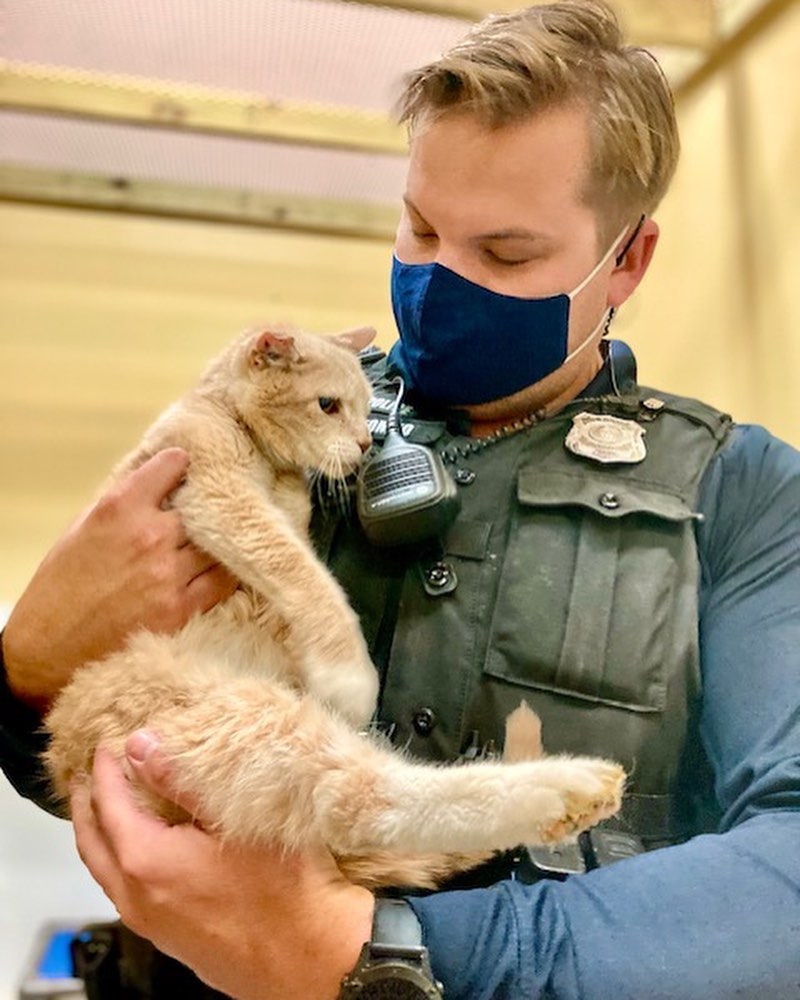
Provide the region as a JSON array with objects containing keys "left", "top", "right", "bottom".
[
  {"left": 0, "top": 629, "right": 46, "bottom": 720},
  {"left": 1, "top": 611, "right": 60, "bottom": 710},
  {"left": 338, "top": 897, "right": 442, "bottom": 999}
]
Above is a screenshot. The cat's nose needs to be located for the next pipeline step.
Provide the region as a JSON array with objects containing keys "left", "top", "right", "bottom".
[{"left": 358, "top": 435, "right": 371, "bottom": 454}]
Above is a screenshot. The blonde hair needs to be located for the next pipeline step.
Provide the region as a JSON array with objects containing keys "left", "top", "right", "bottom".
[{"left": 397, "top": 0, "right": 679, "bottom": 237}]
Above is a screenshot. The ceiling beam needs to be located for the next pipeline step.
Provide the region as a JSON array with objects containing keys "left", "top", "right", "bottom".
[
  {"left": 0, "top": 164, "right": 400, "bottom": 241},
  {"left": 674, "top": 0, "right": 794, "bottom": 100},
  {"left": 339, "top": 0, "right": 718, "bottom": 49},
  {"left": 0, "top": 61, "right": 407, "bottom": 156}
]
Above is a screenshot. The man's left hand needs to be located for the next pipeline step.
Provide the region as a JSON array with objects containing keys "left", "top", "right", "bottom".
[{"left": 70, "top": 737, "right": 374, "bottom": 1000}]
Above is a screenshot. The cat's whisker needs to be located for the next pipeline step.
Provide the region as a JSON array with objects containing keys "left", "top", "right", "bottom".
[
  {"left": 334, "top": 475, "right": 354, "bottom": 516},
  {"left": 310, "top": 469, "right": 333, "bottom": 511}
]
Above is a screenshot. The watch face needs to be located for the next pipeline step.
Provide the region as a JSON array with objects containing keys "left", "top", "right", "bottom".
[{"left": 342, "top": 961, "right": 442, "bottom": 999}]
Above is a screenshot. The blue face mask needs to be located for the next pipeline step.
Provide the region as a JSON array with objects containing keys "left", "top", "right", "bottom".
[{"left": 388, "top": 226, "right": 628, "bottom": 406}]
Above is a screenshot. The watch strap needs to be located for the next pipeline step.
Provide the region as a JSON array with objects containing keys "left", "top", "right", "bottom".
[{"left": 371, "top": 898, "right": 423, "bottom": 949}]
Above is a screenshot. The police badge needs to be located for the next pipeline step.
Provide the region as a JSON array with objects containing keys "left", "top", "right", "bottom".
[{"left": 565, "top": 411, "right": 647, "bottom": 464}]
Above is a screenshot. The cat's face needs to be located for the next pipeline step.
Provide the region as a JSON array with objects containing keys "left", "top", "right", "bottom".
[{"left": 237, "top": 326, "right": 374, "bottom": 478}]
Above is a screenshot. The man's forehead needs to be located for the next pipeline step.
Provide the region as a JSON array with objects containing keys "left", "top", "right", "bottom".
[{"left": 406, "top": 106, "right": 596, "bottom": 238}]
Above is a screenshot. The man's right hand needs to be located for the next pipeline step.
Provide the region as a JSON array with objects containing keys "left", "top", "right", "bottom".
[{"left": 3, "top": 448, "right": 238, "bottom": 709}]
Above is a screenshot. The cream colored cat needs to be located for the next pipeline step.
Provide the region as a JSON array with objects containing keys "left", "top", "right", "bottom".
[{"left": 45, "top": 324, "right": 625, "bottom": 889}]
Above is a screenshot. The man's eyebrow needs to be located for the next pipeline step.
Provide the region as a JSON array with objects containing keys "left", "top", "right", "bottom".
[
  {"left": 402, "top": 195, "right": 427, "bottom": 217},
  {"left": 403, "top": 196, "right": 556, "bottom": 244},
  {"left": 476, "top": 228, "right": 554, "bottom": 242}
]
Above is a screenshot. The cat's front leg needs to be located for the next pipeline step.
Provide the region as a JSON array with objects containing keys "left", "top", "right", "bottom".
[
  {"left": 176, "top": 472, "right": 378, "bottom": 726},
  {"left": 246, "top": 593, "right": 377, "bottom": 725},
  {"left": 300, "top": 631, "right": 379, "bottom": 728}
]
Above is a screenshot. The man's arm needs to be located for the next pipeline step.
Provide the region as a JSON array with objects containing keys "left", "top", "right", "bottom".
[{"left": 0, "top": 448, "right": 237, "bottom": 810}]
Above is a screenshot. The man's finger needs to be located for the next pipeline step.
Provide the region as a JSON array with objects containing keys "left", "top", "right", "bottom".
[
  {"left": 186, "top": 562, "right": 239, "bottom": 614},
  {"left": 122, "top": 448, "right": 190, "bottom": 507},
  {"left": 177, "top": 545, "right": 219, "bottom": 582},
  {"left": 70, "top": 775, "right": 125, "bottom": 904},
  {"left": 89, "top": 747, "right": 169, "bottom": 856},
  {"left": 125, "top": 731, "right": 204, "bottom": 819}
]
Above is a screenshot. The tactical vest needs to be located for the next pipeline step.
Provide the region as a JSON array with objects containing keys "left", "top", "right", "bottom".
[{"left": 314, "top": 363, "right": 732, "bottom": 851}]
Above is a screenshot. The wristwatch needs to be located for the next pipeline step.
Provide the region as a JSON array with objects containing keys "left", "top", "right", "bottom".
[{"left": 339, "top": 897, "right": 444, "bottom": 999}]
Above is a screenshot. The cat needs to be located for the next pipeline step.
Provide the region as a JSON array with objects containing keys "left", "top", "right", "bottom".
[{"left": 45, "top": 323, "right": 625, "bottom": 889}]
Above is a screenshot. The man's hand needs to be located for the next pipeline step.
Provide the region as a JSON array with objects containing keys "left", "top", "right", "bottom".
[
  {"left": 3, "top": 449, "right": 238, "bottom": 708},
  {"left": 70, "top": 737, "right": 374, "bottom": 1000}
]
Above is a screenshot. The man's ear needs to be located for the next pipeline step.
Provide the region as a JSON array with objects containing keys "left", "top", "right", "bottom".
[
  {"left": 250, "top": 329, "right": 301, "bottom": 369},
  {"left": 607, "top": 218, "right": 659, "bottom": 309},
  {"left": 331, "top": 326, "right": 377, "bottom": 353}
]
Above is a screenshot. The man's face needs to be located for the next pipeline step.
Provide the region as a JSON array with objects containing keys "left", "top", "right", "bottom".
[{"left": 395, "top": 103, "right": 615, "bottom": 359}]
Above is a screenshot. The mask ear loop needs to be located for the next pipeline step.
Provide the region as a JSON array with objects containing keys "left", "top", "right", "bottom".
[
  {"left": 564, "top": 214, "right": 647, "bottom": 370},
  {"left": 614, "top": 214, "right": 646, "bottom": 267},
  {"left": 569, "top": 220, "right": 631, "bottom": 300}
]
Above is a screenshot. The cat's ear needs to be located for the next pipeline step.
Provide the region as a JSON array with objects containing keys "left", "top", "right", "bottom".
[
  {"left": 251, "top": 330, "right": 302, "bottom": 369},
  {"left": 331, "top": 326, "right": 377, "bottom": 354}
]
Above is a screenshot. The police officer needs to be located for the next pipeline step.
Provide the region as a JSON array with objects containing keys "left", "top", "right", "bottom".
[{"left": 2, "top": 3, "right": 799, "bottom": 998}]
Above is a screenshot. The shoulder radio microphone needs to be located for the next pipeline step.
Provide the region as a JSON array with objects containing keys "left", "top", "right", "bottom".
[{"left": 356, "top": 378, "right": 460, "bottom": 547}]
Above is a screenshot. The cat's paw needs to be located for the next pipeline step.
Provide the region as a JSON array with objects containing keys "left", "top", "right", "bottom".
[
  {"left": 311, "top": 665, "right": 379, "bottom": 728},
  {"left": 533, "top": 757, "right": 626, "bottom": 845}
]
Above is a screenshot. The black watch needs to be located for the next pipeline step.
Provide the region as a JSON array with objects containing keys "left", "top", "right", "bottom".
[{"left": 339, "top": 898, "right": 444, "bottom": 999}]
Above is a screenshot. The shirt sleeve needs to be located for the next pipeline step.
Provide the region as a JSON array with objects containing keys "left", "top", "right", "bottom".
[
  {"left": 409, "top": 424, "right": 800, "bottom": 999},
  {"left": 0, "top": 631, "right": 58, "bottom": 812}
]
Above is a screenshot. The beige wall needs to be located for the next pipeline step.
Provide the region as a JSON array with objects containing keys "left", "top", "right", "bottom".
[
  {"left": 1, "top": 2, "right": 798, "bottom": 605},
  {"left": 0, "top": 208, "right": 397, "bottom": 602},
  {"left": 617, "top": 0, "right": 800, "bottom": 442}
]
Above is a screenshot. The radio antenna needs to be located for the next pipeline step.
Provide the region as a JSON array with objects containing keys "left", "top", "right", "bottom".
[{"left": 386, "top": 377, "right": 405, "bottom": 439}]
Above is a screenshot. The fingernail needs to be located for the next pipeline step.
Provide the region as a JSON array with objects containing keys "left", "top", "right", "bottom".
[{"left": 126, "top": 730, "right": 159, "bottom": 763}]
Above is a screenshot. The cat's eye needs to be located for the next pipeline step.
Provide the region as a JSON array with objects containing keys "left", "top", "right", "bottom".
[{"left": 318, "top": 396, "right": 341, "bottom": 415}]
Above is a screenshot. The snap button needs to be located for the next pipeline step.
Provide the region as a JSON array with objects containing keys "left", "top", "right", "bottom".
[
  {"left": 599, "top": 491, "right": 620, "bottom": 510},
  {"left": 454, "top": 467, "right": 476, "bottom": 486},
  {"left": 412, "top": 707, "right": 437, "bottom": 736},
  {"left": 420, "top": 560, "right": 458, "bottom": 596},
  {"left": 425, "top": 563, "right": 452, "bottom": 588}
]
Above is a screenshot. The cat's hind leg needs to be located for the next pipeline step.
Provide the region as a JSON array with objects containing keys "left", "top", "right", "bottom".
[
  {"left": 136, "top": 675, "right": 624, "bottom": 860},
  {"left": 313, "top": 749, "right": 625, "bottom": 857},
  {"left": 48, "top": 644, "right": 623, "bottom": 889}
]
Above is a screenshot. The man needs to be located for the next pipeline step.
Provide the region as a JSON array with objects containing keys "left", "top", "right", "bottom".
[{"left": 2, "top": 3, "right": 799, "bottom": 998}]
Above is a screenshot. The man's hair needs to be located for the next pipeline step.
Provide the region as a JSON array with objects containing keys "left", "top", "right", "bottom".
[{"left": 396, "top": 0, "right": 679, "bottom": 236}]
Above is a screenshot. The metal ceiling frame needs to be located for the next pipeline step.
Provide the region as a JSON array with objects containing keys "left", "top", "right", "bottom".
[
  {"left": 0, "top": 163, "right": 401, "bottom": 241},
  {"left": 0, "top": 0, "right": 786, "bottom": 240},
  {"left": 339, "top": 0, "right": 719, "bottom": 49},
  {"left": 0, "top": 61, "right": 407, "bottom": 156}
]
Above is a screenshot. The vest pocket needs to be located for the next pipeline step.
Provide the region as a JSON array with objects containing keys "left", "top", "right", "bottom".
[{"left": 484, "top": 468, "right": 698, "bottom": 712}]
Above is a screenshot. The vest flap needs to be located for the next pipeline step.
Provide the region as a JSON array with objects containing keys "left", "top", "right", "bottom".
[{"left": 517, "top": 468, "right": 696, "bottom": 522}]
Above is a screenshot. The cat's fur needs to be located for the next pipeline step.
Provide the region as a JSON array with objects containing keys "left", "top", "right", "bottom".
[{"left": 45, "top": 324, "right": 625, "bottom": 889}]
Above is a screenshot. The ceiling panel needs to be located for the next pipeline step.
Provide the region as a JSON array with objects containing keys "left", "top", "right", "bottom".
[
  {"left": 0, "top": 0, "right": 782, "bottom": 234},
  {"left": 1, "top": 0, "right": 469, "bottom": 113}
]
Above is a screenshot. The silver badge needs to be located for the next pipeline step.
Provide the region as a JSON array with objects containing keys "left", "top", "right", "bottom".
[{"left": 565, "top": 412, "right": 646, "bottom": 464}]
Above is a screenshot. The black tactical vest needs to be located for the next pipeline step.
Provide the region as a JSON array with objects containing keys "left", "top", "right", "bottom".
[{"left": 314, "top": 367, "right": 732, "bottom": 851}]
